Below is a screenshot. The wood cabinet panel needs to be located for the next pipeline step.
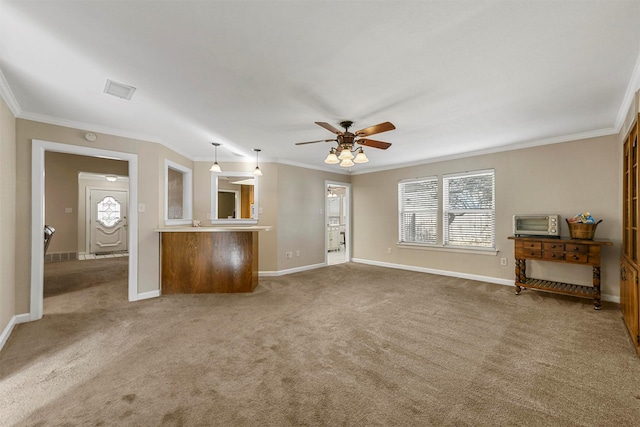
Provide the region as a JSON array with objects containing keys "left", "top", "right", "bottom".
[
  {"left": 161, "top": 231, "right": 258, "bottom": 294},
  {"left": 621, "top": 258, "right": 639, "bottom": 347},
  {"left": 621, "top": 115, "right": 640, "bottom": 356}
]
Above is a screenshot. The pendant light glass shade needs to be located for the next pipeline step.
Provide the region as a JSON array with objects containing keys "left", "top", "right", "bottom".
[
  {"left": 353, "top": 148, "right": 369, "bottom": 163},
  {"left": 340, "top": 158, "right": 355, "bottom": 167},
  {"left": 324, "top": 148, "right": 339, "bottom": 164},
  {"left": 210, "top": 142, "right": 222, "bottom": 172},
  {"left": 338, "top": 148, "right": 354, "bottom": 161},
  {"left": 253, "top": 148, "right": 263, "bottom": 176}
]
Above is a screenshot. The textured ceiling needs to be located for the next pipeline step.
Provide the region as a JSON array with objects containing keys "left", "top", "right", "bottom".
[{"left": 1, "top": 1, "right": 639, "bottom": 173}]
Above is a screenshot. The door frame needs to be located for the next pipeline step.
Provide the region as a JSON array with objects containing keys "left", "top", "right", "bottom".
[
  {"left": 325, "top": 181, "right": 351, "bottom": 264},
  {"left": 31, "top": 139, "right": 139, "bottom": 321},
  {"left": 86, "top": 187, "right": 129, "bottom": 254}
]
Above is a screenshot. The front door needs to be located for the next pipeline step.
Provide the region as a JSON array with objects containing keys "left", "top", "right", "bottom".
[{"left": 90, "top": 189, "right": 128, "bottom": 254}]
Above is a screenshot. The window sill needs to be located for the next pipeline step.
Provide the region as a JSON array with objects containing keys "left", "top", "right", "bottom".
[
  {"left": 210, "top": 219, "right": 258, "bottom": 226},
  {"left": 165, "top": 219, "right": 193, "bottom": 226},
  {"left": 397, "top": 242, "right": 498, "bottom": 256}
]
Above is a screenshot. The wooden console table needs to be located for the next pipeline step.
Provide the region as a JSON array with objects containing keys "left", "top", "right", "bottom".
[{"left": 508, "top": 236, "right": 612, "bottom": 309}]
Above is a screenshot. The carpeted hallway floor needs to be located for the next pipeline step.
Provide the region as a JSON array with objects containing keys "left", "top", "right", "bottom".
[{"left": 1, "top": 258, "right": 639, "bottom": 426}]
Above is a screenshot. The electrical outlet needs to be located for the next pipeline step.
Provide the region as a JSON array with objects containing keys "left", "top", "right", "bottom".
[
  {"left": 387, "top": 247, "right": 392, "bottom": 254},
  {"left": 500, "top": 257, "right": 507, "bottom": 266},
  {"left": 65, "top": 208, "right": 73, "bottom": 213},
  {"left": 285, "top": 251, "right": 293, "bottom": 259}
]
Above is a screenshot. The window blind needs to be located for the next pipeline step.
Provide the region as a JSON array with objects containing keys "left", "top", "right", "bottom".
[
  {"left": 443, "top": 170, "right": 495, "bottom": 248},
  {"left": 398, "top": 177, "right": 438, "bottom": 244}
]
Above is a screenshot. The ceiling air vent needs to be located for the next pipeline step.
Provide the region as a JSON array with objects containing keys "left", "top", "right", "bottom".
[{"left": 104, "top": 79, "right": 136, "bottom": 100}]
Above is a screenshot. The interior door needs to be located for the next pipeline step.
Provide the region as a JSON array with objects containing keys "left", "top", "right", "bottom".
[{"left": 90, "top": 189, "right": 128, "bottom": 254}]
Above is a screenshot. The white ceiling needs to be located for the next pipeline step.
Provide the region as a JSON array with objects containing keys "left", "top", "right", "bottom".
[{"left": 2, "top": 1, "right": 640, "bottom": 173}]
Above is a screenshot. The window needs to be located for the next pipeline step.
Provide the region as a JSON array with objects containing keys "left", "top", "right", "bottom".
[
  {"left": 96, "top": 196, "right": 121, "bottom": 227},
  {"left": 398, "top": 176, "right": 438, "bottom": 244},
  {"left": 443, "top": 169, "right": 495, "bottom": 248},
  {"left": 164, "top": 160, "right": 193, "bottom": 226}
]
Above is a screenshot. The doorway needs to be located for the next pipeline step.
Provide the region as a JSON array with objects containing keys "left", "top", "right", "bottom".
[
  {"left": 31, "top": 140, "right": 139, "bottom": 321},
  {"left": 325, "top": 181, "right": 350, "bottom": 265}
]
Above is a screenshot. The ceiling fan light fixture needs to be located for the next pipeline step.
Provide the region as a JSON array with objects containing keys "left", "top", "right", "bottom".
[
  {"left": 353, "top": 148, "right": 369, "bottom": 164},
  {"left": 324, "top": 148, "right": 339, "bottom": 164},
  {"left": 340, "top": 158, "right": 355, "bottom": 168},
  {"left": 338, "top": 148, "right": 354, "bottom": 161}
]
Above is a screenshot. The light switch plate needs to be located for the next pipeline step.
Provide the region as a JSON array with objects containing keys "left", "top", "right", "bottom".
[{"left": 138, "top": 203, "right": 146, "bottom": 213}]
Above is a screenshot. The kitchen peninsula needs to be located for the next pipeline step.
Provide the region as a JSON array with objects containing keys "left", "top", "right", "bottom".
[{"left": 155, "top": 226, "right": 271, "bottom": 294}]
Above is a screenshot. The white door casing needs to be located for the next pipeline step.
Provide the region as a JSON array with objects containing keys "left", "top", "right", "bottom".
[
  {"left": 31, "top": 140, "right": 140, "bottom": 322},
  {"left": 89, "top": 188, "right": 128, "bottom": 254}
]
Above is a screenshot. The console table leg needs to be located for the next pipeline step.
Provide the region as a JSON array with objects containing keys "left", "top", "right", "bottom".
[
  {"left": 593, "top": 266, "right": 602, "bottom": 310},
  {"left": 514, "top": 258, "right": 525, "bottom": 295}
]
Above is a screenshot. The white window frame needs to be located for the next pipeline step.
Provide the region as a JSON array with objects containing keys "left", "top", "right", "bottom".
[
  {"left": 398, "top": 176, "right": 439, "bottom": 245},
  {"left": 164, "top": 160, "right": 193, "bottom": 226},
  {"left": 442, "top": 169, "right": 495, "bottom": 250},
  {"left": 210, "top": 171, "right": 259, "bottom": 225}
]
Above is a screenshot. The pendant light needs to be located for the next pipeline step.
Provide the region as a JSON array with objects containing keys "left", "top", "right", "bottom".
[
  {"left": 209, "top": 142, "right": 222, "bottom": 172},
  {"left": 253, "top": 148, "right": 263, "bottom": 176}
]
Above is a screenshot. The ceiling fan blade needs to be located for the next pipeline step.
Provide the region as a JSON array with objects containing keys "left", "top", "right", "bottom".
[
  {"left": 315, "top": 122, "right": 343, "bottom": 135},
  {"left": 295, "top": 139, "right": 336, "bottom": 145},
  {"left": 355, "top": 121, "right": 396, "bottom": 137},
  {"left": 358, "top": 138, "right": 392, "bottom": 150}
]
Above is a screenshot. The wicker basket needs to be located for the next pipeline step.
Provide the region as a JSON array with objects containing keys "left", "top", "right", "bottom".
[{"left": 566, "top": 219, "right": 601, "bottom": 240}]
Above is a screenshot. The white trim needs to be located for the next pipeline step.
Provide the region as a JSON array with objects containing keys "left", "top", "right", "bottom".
[
  {"left": 31, "top": 140, "right": 140, "bottom": 322},
  {"left": 350, "top": 258, "right": 620, "bottom": 303},
  {"left": 0, "top": 314, "right": 29, "bottom": 352},
  {"left": 325, "top": 181, "right": 351, "bottom": 264},
  {"left": 137, "top": 290, "right": 161, "bottom": 300},
  {"left": 397, "top": 242, "right": 499, "bottom": 256},
  {"left": 352, "top": 257, "right": 514, "bottom": 287},
  {"left": 349, "top": 127, "right": 618, "bottom": 175},
  {"left": 164, "top": 159, "right": 193, "bottom": 226},
  {"left": 0, "top": 69, "right": 22, "bottom": 117},
  {"left": 210, "top": 171, "right": 259, "bottom": 224},
  {"left": 615, "top": 51, "right": 640, "bottom": 133},
  {"left": 259, "top": 263, "right": 327, "bottom": 277}
]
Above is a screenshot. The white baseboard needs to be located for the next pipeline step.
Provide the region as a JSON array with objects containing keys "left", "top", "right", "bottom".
[
  {"left": 136, "top": 290, "right": 161, "bottom": 301},
  {"left": 352, "top": 258, "right": 514, "bottom": 286},
  {"left": 260, "top": 262, "right": 327, "bottom": 277},
  {"left": 351, "top": 258, "right": 620, "bottom": 304},
  {"left": 0, "top": 313, "right": 30, "bottom": 353}
]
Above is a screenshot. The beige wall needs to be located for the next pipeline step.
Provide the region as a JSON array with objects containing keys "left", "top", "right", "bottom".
[
  {"left": 45, "top": 152, "right": 128, "bottom": 254},
  {"left": 3, "top": 113, "right": 624, "bottom": 333},
  {"left": 276, "top": 164, "right": 350, "bottom": 271},
  {"left": 352, "top": 135, "right": 622, "bottom": 299},
  {"left": 14, "top": 119, "right": 180, "bottom": 312},
  {"left": 192, "top": 161, "right": 349, "bottom": 272},
  {"left": 0, "top": 96, "right": 16, "bottom": 336}
]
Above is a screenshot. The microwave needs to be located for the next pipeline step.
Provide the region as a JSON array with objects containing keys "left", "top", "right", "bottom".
[{"left": 513, "top": 215, "right": 560, "bottom": 237}]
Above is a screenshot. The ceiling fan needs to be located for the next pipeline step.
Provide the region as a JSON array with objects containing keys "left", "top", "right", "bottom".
[{"left": 295, "top": 120, "right": 395, "bottom": 167}]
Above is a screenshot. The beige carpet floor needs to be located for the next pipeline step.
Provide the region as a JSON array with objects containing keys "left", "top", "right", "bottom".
[{"left": 1, "top": 258, "right": 639, "bottom": 426}]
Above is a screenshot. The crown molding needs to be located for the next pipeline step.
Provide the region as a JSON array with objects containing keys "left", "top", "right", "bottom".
[
  {"left": 350, "top": 127, "right": 618, "bottom": 175},
  {"left": 615, "top": 50, "right": 640, "bottom": 133},
  {"left": 0, "top": 68, "right": 22, "bottom": 117},
  {"left": 17, "top": 111, "right": 196, "bottom": 161}
]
